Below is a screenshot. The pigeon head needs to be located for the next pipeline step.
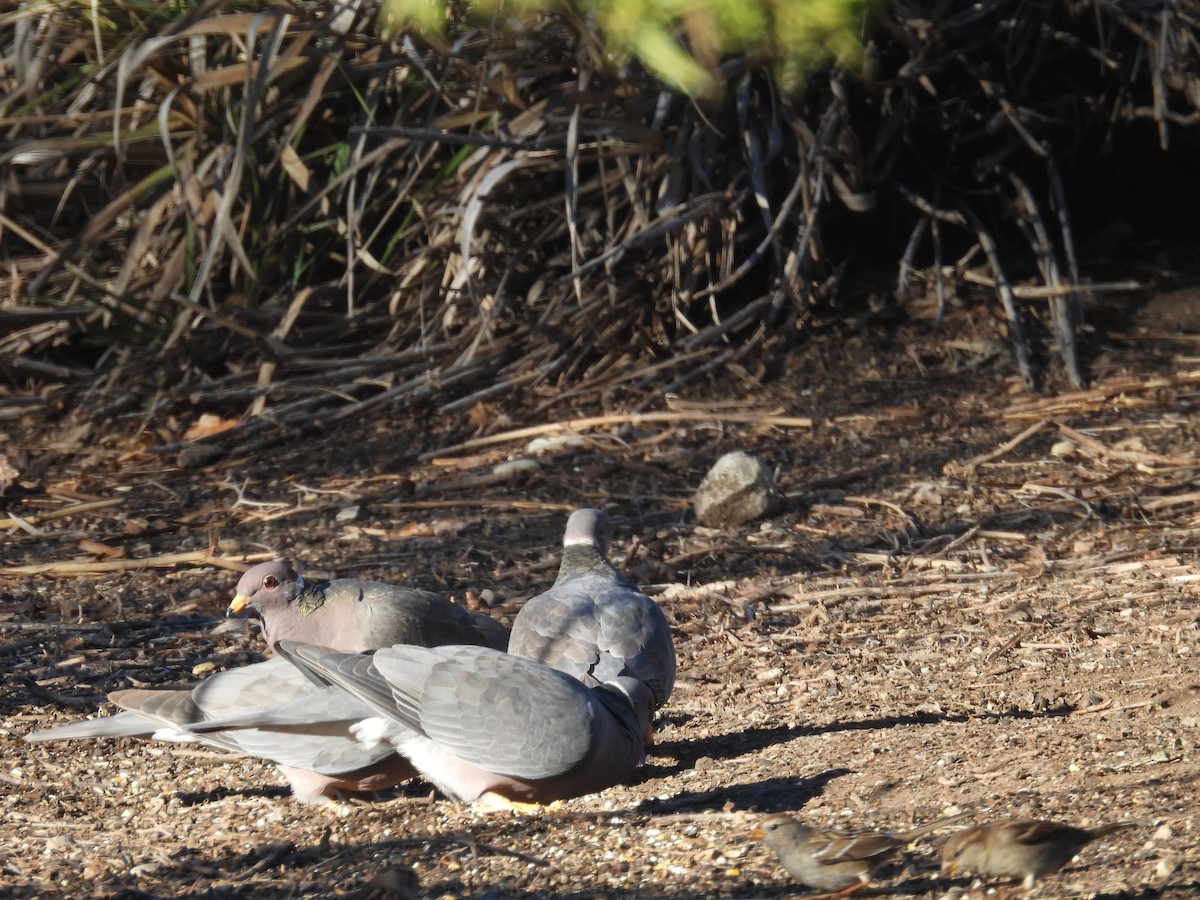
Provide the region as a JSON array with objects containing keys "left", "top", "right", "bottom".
[
  {"left": 602, "top": 675, "right": 656, "bottom": 748},
  {"left": 228, "top": 560, "right": 303, "bottom": 618},
  {"left": 561, "top": 508, "right": 614, "bottom": 552}
]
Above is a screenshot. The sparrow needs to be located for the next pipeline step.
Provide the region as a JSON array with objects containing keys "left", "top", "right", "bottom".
[
  {"left": 753, "top": 811, "right": 969, "bottom": 891},
  {"left": 940, "top": 818, "right": 1136, "bottom": 889}
]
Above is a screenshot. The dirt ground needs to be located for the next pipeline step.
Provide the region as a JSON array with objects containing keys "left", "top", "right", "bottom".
[{"left": 3, "top": 311, "right": 1199, "bottom": 899}]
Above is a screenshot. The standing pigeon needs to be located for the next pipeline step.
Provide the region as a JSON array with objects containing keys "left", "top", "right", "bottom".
[
  {"left": 230, "top": 560, "right": 510, "bottom": 653},
  {"left": 238, "top": 640, "right": 656, "bottom": 807},
  {"left": 24, "top": 656, "right": 417, "bottom": 804},
  {"left": 508, "top": 509, "right": 675, "bottom": 710}
]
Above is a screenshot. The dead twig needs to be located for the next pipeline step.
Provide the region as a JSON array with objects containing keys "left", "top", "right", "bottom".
[
  {"left": 945, "top": 418, "right": 1052, "bottom": 477},
  {"left": 0, "top": 498, "right": 126, "bottom": 530},
  {"left": 421, "top": 411, "right": 813, "bottom": 460},
  {"left": 1055, "top": 421, "right": 1193, "bottom": 467},
  {"left": 0, "top": 551, "right": 275, "bottom": 576}
]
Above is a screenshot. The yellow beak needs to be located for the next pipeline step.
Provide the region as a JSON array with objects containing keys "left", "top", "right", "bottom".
[
  {"left": 750, "top": 826, "right": 765, "bottom": 840},
  {"left": 227, "top": 594, "right": 251, "bottom": 616}
]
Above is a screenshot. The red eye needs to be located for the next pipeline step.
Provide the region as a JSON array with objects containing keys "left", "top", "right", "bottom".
[{"left": 263, "top": 575, "right": 278, "bottom": 589}]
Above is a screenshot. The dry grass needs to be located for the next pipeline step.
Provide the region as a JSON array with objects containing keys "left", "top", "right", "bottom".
[{"left": 2, "top": 1, "right": 1200, "bottom": 450}]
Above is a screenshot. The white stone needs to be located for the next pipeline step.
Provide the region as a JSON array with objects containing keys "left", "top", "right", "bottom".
[{"left": 693, "top": 451, "right": 781, "bottom": 526}]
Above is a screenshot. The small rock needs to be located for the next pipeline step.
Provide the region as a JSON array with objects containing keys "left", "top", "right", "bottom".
[
  {"left": 693, "top": 755, "right": 716, "bottom": 772},
  {"left": 1050, "top": 439, "right": 1077, "bottom": 458},
  {"left": 130, "top": 862, "right": 164, "bottom": 877},
  {"left": 526, "top": 434, "right": 586, "bottom": 455},
  {"left": 911, "top": 482, "right": 943, "bottom": 506},
  {"left": 177, "top": 443, "right": 223, "bottom": 468},
  {"left": 1155, "top": 854, "right": 1180, "bottom": 880},
  {"left": 1005, "top": 603, "right": 1033, "bottom": 622},
  {"left": 359, "top": 864, "right": 420, "bottom": 899},
  {"left": 45, "top": 835, "right": 75, "bottom": 854},
  {"left": 336, "top": 506, "right": 360, "bottom": 524},
  {"left": 216, "top": 537, "right": 241, "bottom": 553},
  {"left": 493, "top": 458, "right": 541, "bottom": 478},
  {"left": 1153, "top": 823, "right": 1174, "bottom": 841},
  {"left": 693, "top": 451, "right": 782, "bottom": 527},
  {"left": 0, "top": 453, "right": 19, "bottom": 495},
  {"left": 81, "top": 860, "right": 108, "bottom": 880}
]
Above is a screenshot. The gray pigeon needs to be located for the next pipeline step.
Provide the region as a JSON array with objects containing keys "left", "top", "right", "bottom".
[
  {"left": 230, "top": 560, "right": 510, "bottom": 653},
  {"left": 24, "top": 656, "right": 418, "bottom": 804},
  {"left": 24, "top": 562, "right": 507, "bottom": 804},
  {"left": 508, "top": 509, "right": 676, "bottom": 709},
  {"left": 229, "top": 640, "right": 656, "bottom": 807}
]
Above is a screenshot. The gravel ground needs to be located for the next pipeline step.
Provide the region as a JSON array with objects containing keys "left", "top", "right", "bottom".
[{"left": 3, "top": 323, "right": 1199, "bottom": 898}]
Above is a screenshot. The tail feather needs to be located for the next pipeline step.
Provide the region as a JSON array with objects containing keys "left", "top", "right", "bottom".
[{"left": 24, "top": 711, "right": 154, "bottom": 742}]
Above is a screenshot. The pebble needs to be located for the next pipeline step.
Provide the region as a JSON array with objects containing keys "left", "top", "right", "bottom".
[
  {"left": 494, "top": 458, "right": 542, "bottom": 477},
  {"left": 1050, "top": 439, "right": 1077, "bottom": 458},
  {"left": 177, "top": 444, "right": 223, "bottom": 468},
  {"left": 527, "top": 435, "right": 586, "bottom": 454},
  {"left": 693, "top": 451, "right": 782, "bottom": 527},
  {"left": 45, "top": 835, "right": 75, "bottom": 854},
  {"left": 1155, "top": 855, "right": 1180, "bottom": 879},
  {"left": 81, "top": 861, "right": 107, "bottom": 879}
]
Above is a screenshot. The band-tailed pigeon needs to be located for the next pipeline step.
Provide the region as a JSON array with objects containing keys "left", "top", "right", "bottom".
[
  {"left": 25, "top": 561, "right": 508, "bottom": 803},
  {"left": 230, "top": 560, "right": 510, "bottom": 653},
  {"left": 24, "top": 656, "right": 417, "bottom": 804},
  {"left": 508, "top": 509, "right": 675, "bottom": 709},
  {"left": 221, "top": 640, "right": 656, "bottom": 806}
]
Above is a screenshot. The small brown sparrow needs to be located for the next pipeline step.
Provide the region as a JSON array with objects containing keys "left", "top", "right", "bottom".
[
  {"left": 940, "top": 819, "right": 1136, "bottom": 889},
  {"left": 753, "top": 812, "right": 969, "bottom": 891}
]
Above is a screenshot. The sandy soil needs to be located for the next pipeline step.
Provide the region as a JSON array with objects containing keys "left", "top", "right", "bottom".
[{"left": 2, "top": 319, "right": 1199, "bottom": 899}]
